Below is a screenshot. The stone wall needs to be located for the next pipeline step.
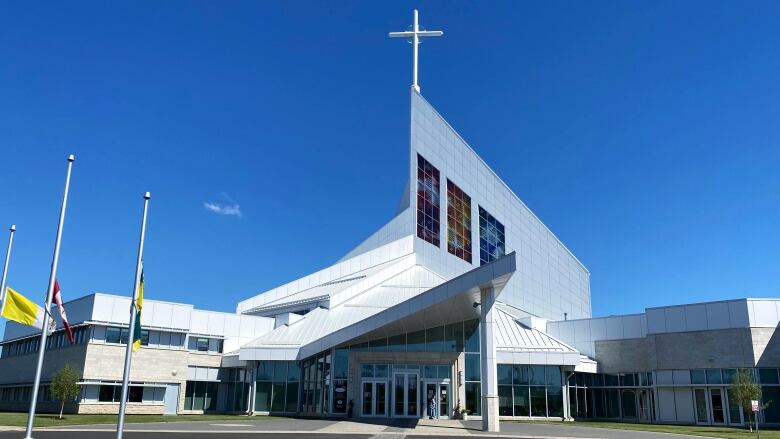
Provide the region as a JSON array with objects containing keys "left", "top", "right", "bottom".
[
  {"left": 594, "top": 337, "right": 656, "bottom": 373},
  {"left": 77, "top": 403, "right": 164, "bottom": 414}
]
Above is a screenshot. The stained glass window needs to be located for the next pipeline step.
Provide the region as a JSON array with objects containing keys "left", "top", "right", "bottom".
[
  {"left": 447, "top": 179, "right": 472, "bottom": 262},
  {"left": 479, "top": 207, "right": 505, "bottom": 265},
  {"left": 416, "top": 154, "right": 440, "bottom": 246}
]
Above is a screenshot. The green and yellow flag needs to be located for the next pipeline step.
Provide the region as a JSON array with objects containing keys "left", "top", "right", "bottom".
[
  {"left": 131, "top": 268, "right": 144, "bottom": 352},
  {"left": 1, "top": 287, "right": 47, "bottom": 328}
]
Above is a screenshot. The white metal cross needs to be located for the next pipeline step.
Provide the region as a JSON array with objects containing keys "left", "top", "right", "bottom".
[{"left": 389, "top": 10, "right": 443, "bottom": 93}]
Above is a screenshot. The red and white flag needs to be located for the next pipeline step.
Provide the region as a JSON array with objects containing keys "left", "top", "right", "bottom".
[{"left": 52, "top": 279, "right": 75, "bottom": 344}]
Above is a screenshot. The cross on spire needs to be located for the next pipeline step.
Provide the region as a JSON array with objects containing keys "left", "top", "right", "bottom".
[{"left": 389, "top": 10, "right": 443, "bottom": 93}]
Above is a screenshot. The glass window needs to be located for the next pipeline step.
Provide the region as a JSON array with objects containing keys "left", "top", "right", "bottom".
[
  {"left": 513, "top": 385, "right": 529, "bottom": 416},
  {"left": 369, "top": 337, "right": 387, "bottom": 351},
  {"left": 257, "top": 362, "right": 273, "bottom": 381},
  {"left": 465, "top": 382, "right": 481, "bottom": 415},
  {"left": 478, "top": 207, "right": 506, "bottom": 265},
  {"left": 196, "top": 338, "right": 209, "bottom": 352},
  {"left": 606, "top": 389, "right": 620, "bottom": 418},
  {"left": 760, "top": 368, "right": 779, "bottom": 384},
  {"left": 193, "top": 382, "right": 205, "bottom": 409},
  {"left": 424, "top": 365, "right": 437, "bottom": 379},
  {"left": 546, "top": 367, "right": 562, "bottom": 387},
  {"left": 255, "top": 381, "right": 271, "bottom": 412},
  {"left": 437, "top": 365, "right": 450, "bottom": 379},
  {"left": 425, "top": 326, "right": 445, "bottom": 352},
  {"left": 128, "top": 386, "right": 143, "bottom": 403},
  {"left": 140, "top": 330, "right": 149, "bottom": 346},
  {"left": 465, "top": 354, "right": 481, "bottom": 381},
  {"left": 621, "top": 389, "right": 637, "bottom": 418},
  {"left": 604, "top": 374, "right": 619, "bottom": 387},
  {"left": 463, "top": 320, "right": 479, "bottom": 353},
  {"left": 361, "top": 364, "right": 374, "bottom": 378},
  {"left": 530, "top": 386, "right": 546, "bottom": 416},
  {"left": 706, "top": 369, "right": 723, "bottom": 384},
  {"left": 498, "top": 365, "right": 513, "bottom": 385},
  {"left": 513, "top": 365, "right": 529, "bottom": 385},
  {"left": 387, "top": 333, "right": 406, "bottom": 352},
  {"left": 416, "top": 154, "right": 440, "bottom": 247},
  {"left": 407, "top": 330, "right": 425, "bottom": 352},
  {"left": 722, "top": 369, "right": 737, "bottom": 384},
  {"left": 529, "top": 366, "right": 546, "bottom": 386},
  {"left": 271, "top": 382, "right": 286, "bottom": 412},
  {"left": 286, "top": 382, "right": 299, "bottom": 412},
  {"left": 498, "top": 385, "right": 513, "bottom": 416},
  {"left": 184, "top": 382, "right": 194, "bottom": 409},
  {"left": 273, "top": 362, "right": 288, "bottom": 381},
  {"left": 445, "top": 323, "right": 460, "bottom": 352},
  {"left": 287, "top": 361, "right": 301, "bottom": 382},
  {"left": 446, "top": 179, "right": 472, "bottom": 263},
  {"left": 690, "top": 369, "right": 706, "bottom": 384},
  {"left": 99, "top": 385, "right": 115, "bottom": 402},
  {"left": 375, "top": 364, "right": 389, "bottom": 378},
  {"left": 547, "top": 385, "right": 564, "bottom": 417},
  {"left": 106, "top": 327, "right": 121, "bottom": 344}
]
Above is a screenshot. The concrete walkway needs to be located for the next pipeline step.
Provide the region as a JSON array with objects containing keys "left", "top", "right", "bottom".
[{"left": 25, "top": 418, "right": 711, "bottom": 439}]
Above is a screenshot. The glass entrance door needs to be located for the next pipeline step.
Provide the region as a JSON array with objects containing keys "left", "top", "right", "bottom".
[
  {"left": 638, "top": 389, "right": 651, "bottom": 422},
  {"left": 726, "top": 388, "right": 744, "bottom": 425},
  {"left": 423, "top": 382, "right": 450, "bottom": 419},
  {"left": 694, "top": 388, "right": 710, "bottom": 424},
  {"left": 710, "top": 388, "right": 726, "bottom": 424},
  {"left": 393, "top": 373, "right": 419, "bottom": 417},
  {"left": 361, "top": 381, "right": 387, "bottom": 417}
]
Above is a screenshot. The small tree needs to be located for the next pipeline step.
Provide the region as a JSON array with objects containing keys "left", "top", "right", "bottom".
[
  {"left": 50, "top": 364, "right": 81, "bottom": 419},
  {"left": 731, "top": 368, "right": 762, "bottom": 432}
]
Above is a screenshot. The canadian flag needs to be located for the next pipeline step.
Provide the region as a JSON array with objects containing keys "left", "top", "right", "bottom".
[{"left": 52, "top": 280, "right": 75, "bottom": 344}]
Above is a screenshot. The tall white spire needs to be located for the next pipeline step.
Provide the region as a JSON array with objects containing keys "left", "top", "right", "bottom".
[{"left": 389, "top": 9, "right": 443, "bottom": 93}]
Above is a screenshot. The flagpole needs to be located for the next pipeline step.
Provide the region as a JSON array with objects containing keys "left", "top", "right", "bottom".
[
  {"left": 0, "top": 225, "right": 16, "bottom": 304},
  {"left": 24, "top": 154, "right": 75, "bottom": 439},
  {"left": 116, "top": 192, "right": 150, "bottom": 439}
]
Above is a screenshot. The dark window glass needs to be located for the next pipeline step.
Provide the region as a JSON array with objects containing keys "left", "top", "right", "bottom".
[
  {"left": 621, "top": 390, "right": 637, "bottom": 418},
  {"left": 620, "top": 373, "right": 635, "bottom": 387},
  {"left": 286, "top": 381, "right": 299, "bottom": 412},
  {"left": 465, "top": 382, "right": 481, "bottom": 415},
  {"left": 333, "top": 350, "right": 348, "bottom": 379},
  {"left": 478, "top": 206, "right": 506, "bottom": 265},
  {"left": 547, "top": 386, "right": 563, "bottom": 417},
  {"left": 446, "top": 179, "right": 472, "bottom": 263},
  {"left": 546, "top": 367, "right": 562, "bottom": 387},
  {"left": 706, "top": 369, "right": 723, "bottom": 384},
  {"left": 197, "top": 338, "right": 209, "bottom": 352},
  {"left": 513, "top": 385, "right": 529, "bottom": 416},
  {"left": 690, "top": 369, "right": 706, "bottom": 385},
  {"left": 193, "top": 382, "right": 205, "bottom": 410},
  {"left": 513, "top": 366, "right": 529, "bottom": 385},
  {"left": 759, "top": 369, "right": 779, "bottom": 384},
  {"left": 271, "top": 382, "right": 286, "bottom": 412},
  {"left": 369, "top": 337, "right": 387, "bottom": 351},
  {"left": 498, "top": 385, "right": 513, "bottom": 416},
  {"left": 416, "top": 154, "right": 440, "bottom": 247},
  {"left": 722, "top": 369, "right": 737, "bottom": 384},
  {"left": 530, "top": 386, "right": 547, "bottom": 416},
  {"left": 529, "top": 366, "right": 546, "bottom": 386},
  {"left": 120, "top": 328, "right": 130, "bottom": 344},
  {"left": 273, "top": 362, "right": 288, "bottom": 381},
  {"left": 255, "top": 381, "right": 272, "bottom": 412},
  {"left": 444, "top": 323, "right": 460, "bottom": 352},
  {"left": 257, "top": 362, "right": 273, "bottom": 381},
  {"left": 425, "top": 326, "right": 445, "bottom": 352},
  {"left": 604, "top": 374, "right": 619, "bottom": 387},
  {"left": 128, "top": 386, "right": 143, "bottom": 403},
  {"left": 106, "top": 327, "right": 121, "bottom": 344},
  {"left": 287, "top": 361, "right": 301, "bottom": 382},
  {"left": 407, "top": 330, "right": 425, "bottom": 352},
  {"left": 606, "top": 389, "right": 620, "bottom": 418},
  {"left": 497, "top": 365, "right": 512, "bottom": 385},
  {"left": 184, "top": 381, "right": 195, "bottom": 409},
  {"left": 465, "top": 354, "right": 481, "bottom": 381},
  {"left": 763, "top": 386, "right": 780, "bottom": 423},
  {"left": 140, "top": 330, "right": 150, "bottom": 346},
  {"left": 387, "top": 333, "right": 406, "bottom": 352},
  {"left": 99, "top": 385, "right": 115, "bottom": 402},
  {"left": 463, "top": 320, "right": 479, "bottom": 353}
]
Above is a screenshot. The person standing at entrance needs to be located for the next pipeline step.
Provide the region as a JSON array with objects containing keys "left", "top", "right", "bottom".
[{"left": 428, "top": 395, "right": 437, "bottom": 419}]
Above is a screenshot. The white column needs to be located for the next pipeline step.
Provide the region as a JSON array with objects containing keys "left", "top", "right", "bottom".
[
  {"left": 248, "top": 364, "right": 256, "bottom": 414},
  {"left": 479, "top": 286, "right": 499, "bottom": 432}
]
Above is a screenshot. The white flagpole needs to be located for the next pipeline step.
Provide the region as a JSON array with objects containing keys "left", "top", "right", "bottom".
[
  {"left": 116, "top": 192, "right": 150, "bottom": 439},
  {"left": 0, "top": 224, "right": 16, "bottom": 304},
  {"left": 24, "top": 154, "right": 75, "bottom": 439}
]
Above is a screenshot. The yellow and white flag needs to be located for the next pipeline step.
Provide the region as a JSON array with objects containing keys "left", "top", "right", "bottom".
[{"left": 1, "top": 287, "right": 48, "bottom": 328}]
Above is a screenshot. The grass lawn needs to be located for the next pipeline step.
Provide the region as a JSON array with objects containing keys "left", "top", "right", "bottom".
[
  {"left": 0, "top": 412, "right": 280, "bottom": 428},
  {"left": 538, "top": 420, "right": 780, "bottom": 439}
]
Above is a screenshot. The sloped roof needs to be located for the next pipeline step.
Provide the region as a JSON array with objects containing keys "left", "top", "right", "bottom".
[{"left": 494, "top": 305, "right": 577, "bottom": 353}]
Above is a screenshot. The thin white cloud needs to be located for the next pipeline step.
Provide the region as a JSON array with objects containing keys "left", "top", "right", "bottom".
[{"left": 203, "top": 193, "right": 242, "bottom": 218}]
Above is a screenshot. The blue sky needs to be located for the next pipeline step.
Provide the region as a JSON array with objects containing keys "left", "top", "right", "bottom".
[{"left": 1, "top": 1, "right": 779, "bottom": 340}]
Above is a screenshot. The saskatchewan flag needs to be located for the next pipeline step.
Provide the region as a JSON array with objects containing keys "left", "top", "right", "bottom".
[
  {"left": 131, "top": 268, "right": 144, "bottom": 352},
  {"left": 1, "top": 287, "right": 47, "bottom": 328}
]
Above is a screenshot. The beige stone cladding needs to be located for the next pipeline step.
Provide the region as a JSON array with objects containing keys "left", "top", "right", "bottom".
[{"left": 0, "top": 344, "right": 88, "bottom": 385}]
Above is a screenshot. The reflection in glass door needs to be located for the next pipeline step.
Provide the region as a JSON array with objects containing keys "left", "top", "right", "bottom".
[
  {"left": 393, "top": 373, "right": 419, "bottom": 418},
  {"left": 362, "top": 381, "right": 387, "bottom": 417},
  {"left": 694, "top": 388, "right": 710, "bottom": 424},
  {"left": 423, "top": 382, "right": 450, "bottom": 419},
  {"left": 710, "top": 388, "right": 725, "bottom": 424},
  {"left": 726, "top": 389, "right": 744, "bottom": 425}
]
